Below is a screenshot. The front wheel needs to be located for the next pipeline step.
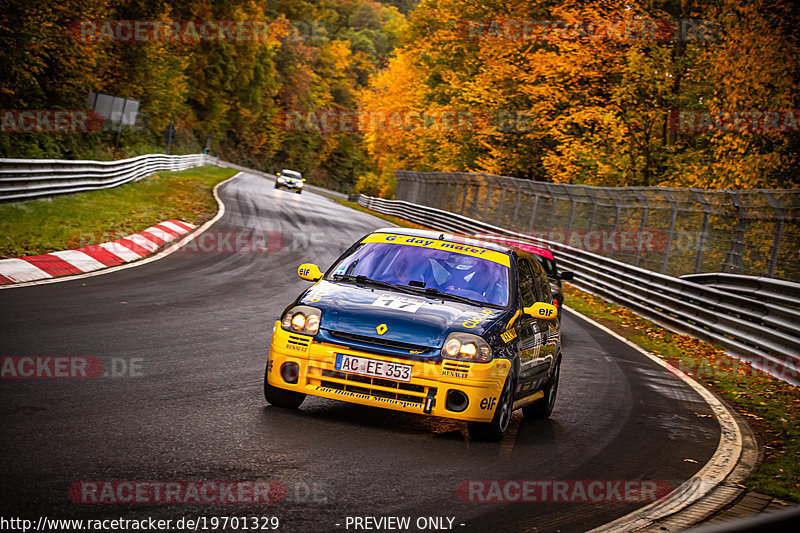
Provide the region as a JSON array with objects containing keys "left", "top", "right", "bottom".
[
  {"left": 264, "top": 363, "right": 305, "bottom": 409},
  {"left": 523, "top": 358, "right": 560, "bottom": 419},
  {"left": 468, "top": 366, "right": 516, "bottom": 442}
]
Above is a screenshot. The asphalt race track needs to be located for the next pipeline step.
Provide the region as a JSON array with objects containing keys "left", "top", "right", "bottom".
[{"left": 0, "top": 173, "right": 721, "bottom": 532}]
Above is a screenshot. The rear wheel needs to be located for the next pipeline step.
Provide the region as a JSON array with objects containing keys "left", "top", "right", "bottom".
[
  {"left": 468, "top": 366, "right": 516, "bottom": 442},
  {"left": 264, "top": 363, "right": 305, "bottom": 409},
  {"left": 523, "top": 358, "right": 560, "bottom": 419}
]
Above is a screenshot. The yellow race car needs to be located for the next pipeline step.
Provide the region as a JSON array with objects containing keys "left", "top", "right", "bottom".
[{"left": 264, "top": 228, "right": 562, "bottom": 441}]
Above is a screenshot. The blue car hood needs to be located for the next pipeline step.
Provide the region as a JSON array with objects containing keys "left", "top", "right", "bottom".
[{"left": 298, "top": 280, "right": 503, "bottom": 349}]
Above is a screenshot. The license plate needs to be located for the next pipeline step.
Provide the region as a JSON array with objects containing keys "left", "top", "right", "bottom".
[{"left": 335, "top": 354, "right": 412, "bottom": 382}]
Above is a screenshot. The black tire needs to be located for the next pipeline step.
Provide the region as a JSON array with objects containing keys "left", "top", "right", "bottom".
[
  {"left": 264, "top": 364, "right": 305, "bottom": 409},
  {"left": 296, "top": 190, "right": 302, "bottom": 194},
  {"left": 274, "top": 183, "right": 280, "bottom": 189},
  {"left": 468, "top": 365, "right": 516, "bottom": 442},
  {"left": 523, "top": 357, "right": 560, "bottom": 419}
]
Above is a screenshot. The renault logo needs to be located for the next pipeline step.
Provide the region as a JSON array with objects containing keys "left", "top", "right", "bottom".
[{"left": 376, "top": 324, "right": 388, "bottom": 335}]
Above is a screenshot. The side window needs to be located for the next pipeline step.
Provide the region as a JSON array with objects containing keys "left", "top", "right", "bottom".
[
  {"left": 517, "top": 258, "right": 535, "bottom": 308},
  {"left": 530, "top": 259, "right": 552, "bottom": 304}
]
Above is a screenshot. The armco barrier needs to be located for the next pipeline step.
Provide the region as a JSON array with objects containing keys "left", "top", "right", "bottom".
[
  {"left": 353, "top": 194, "right": 800, "bottom": 386},
  {"left": 0, "top": 153, "right": 347, "bottom": 202},
  {"left": 681, "top": 273, "right": 800, "bottom": 310},
  {"left": 0, "top": 154, "right": 209, "bottom": 201}
]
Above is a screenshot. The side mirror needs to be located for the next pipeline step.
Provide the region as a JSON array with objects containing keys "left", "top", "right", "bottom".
[
  {"left": 524, "top": 302, "right": 558, "bottom": 321},
  {"left": 298, "top": 263, "right": 322, "bottom": 282},
  {"left": 302, "top": 178, "right": 306, "bottom": 182},
  {"left": 560, "top": 271, "right": 573, "bottom": 281}
]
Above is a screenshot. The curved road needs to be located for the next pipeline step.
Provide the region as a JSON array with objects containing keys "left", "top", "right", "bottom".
[{"left": 0, "top": 173, "right": 721, "bottom": 532}]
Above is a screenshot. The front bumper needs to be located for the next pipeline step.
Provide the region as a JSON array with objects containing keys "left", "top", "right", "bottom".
[{"left": 266, "top": 322, "right": 510, "bottom": 422}]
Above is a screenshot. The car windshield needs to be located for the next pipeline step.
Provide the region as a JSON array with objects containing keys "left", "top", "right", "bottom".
[
  {"left": 281, "top": 170, "right": 302, "bottom": 180},
  {"left": 327, "top": 240, "right": 510, "bottom": 307}
]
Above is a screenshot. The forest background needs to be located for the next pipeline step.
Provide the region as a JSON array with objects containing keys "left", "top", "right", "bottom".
[{"left": 2, "top": 0, "right": 798, "bottom": 195}]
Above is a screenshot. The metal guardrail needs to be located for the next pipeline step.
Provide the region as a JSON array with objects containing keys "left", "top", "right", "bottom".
[
  {"left": 681, "top": 273, "right": 800, "bottom": 310},
  {"left": 354, "top": 194, "right": 800, "bottom": 386},
  {"left": 0, "top": 154, "right": 210, "bottom": 201},
  {"left": 0, "top": 152, "right": 348, "bottom": 203}
]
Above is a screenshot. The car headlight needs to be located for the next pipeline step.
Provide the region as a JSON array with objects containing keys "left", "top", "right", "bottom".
[
  {"left": 441, "top": 332, "right": 492, "bottom": 363},
  {"left": 281, "top": 305, "right": 322, "bottom": 335},
  {"left": 277, "top": 177, "right": 285, "bottom": 183}
]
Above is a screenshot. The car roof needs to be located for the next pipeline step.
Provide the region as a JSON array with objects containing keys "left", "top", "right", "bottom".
[{"left": 480, "top": 236, "right": 555, "bottom": 260}]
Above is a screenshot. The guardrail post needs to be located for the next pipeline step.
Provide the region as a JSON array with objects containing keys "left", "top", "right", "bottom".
[
  {"left": 565, "top": 188, "right": 577, "bottom": 234},
  {"left": 394, "top": 171, "right": 403, "bottom": 199},
  {"left": 632, "top": 190, "right": 649, "bottom": 268},
  {"left": 444, "top": 179, "right": 454, "bottom": 211},
  {"left": 459, "top": 174, "right": 469, "bottom": 214},
  {"left": 527, "top": 193, "right": 540, "bottom": 235},
  {"left": 469, "top": 175, "right": 481, "bottom": 216},
  {"left": 482, "top": 176, "right": 493, "bottom": 222},
  {"left": 660, "top": 190, "right": 679, "bottom": 275},
  {"left": 512, "top": 182, "right": 523, "bottom": 228},
  {"left": 542, "top": 183, "right": 558, "bottom": 232},
  {"left": 763, "top": 191, "right": 784, "bottom": 278},
  {"left": 586, "top": 188, "right": 598, "bottom": 231},
  {"left": 495, "top": 181, "right": 506, "bottom": 226},
  {"left": 612, "top": 194, "right": 622, "bottom": 233},
  {"left": 693, "top": 191, "right": 712, "bottom": 274},
  {"left": 724, "top": 192, "right": 748, "bottom": 274}
]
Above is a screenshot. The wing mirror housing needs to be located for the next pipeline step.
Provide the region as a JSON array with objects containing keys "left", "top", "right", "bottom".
[
  {"left": 524, "top": 302, "right": 558, "bottom": 320},
  {"left": 298, "top": 263, "right": 322, "bottom": 282}
]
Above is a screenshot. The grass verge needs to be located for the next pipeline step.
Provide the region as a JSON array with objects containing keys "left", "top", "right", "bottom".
[
  {"left": 0, "top": 166, "right": 237, "bottom": 258},
  {"left": 564, "top": 284, "right": 800, "bottom": 502}
]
